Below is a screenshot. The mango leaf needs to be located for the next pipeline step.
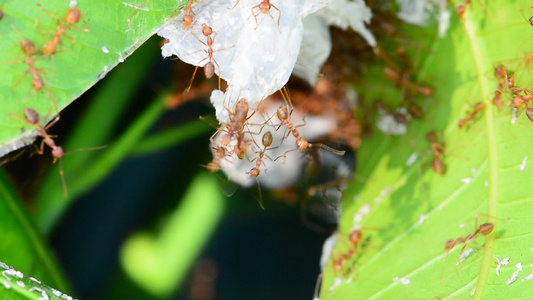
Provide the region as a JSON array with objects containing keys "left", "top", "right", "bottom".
[
  {"left": 0, "top": 0, "right": 184, "bottom": 156},
  {"left": 320, "top": 2, "right": 533, "bottom": 299},
  {"left": 0, "top": 169, "right": 71, "bottom": 297}
]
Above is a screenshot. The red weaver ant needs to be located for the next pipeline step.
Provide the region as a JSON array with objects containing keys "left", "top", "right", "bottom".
[
  {"left": 36, "top": 2, "right": 89, "bottom": 56},
  {"left": 455, "top": 0, "right": 470, "bottom": 18},
  {"left": 11, "top": 108, "right": 67, "bottom": 196},
  {"left": 444, "top": 223, "right": 493, "bottom": 254},
  {"left": 252, "top": 0, "right": 281, "bottom": 32},
  {"left": 188, "top": 24, "right": 230, "bottom": 91},
  {"left": 441, "top": 220, "right": 494, "bottom": 285},
  {"left": 8, "top": 25, "right": 45, "bottom": 94},
  {"left": 426, "top": 132, "right": 444, "bottom": 174},
  {"left": 249, "top": 131, "right": 273, "bottom": 177},
  {"left": 168, "top": 0, "right": 196, "bottom": 27},
  {"left": 458, "top": 102, "right": 485, "bottom": 129},
  {"left": 231, "top": 0, "right": 281, "bottom": 32},
  {"left": 276, "top": 88, "right": 345, "bottom": 155}
]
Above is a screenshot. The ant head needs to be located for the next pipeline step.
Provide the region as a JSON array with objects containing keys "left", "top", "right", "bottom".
[
  {"left": 65, "top": 8, "right": 81, "bottom": 25},
  {"left": 23, "top": 108, "right": 40, "bottom": 124},
  {"left": 494, "top": 64, "right": 507, "bottom": 79},
  {"left": 333, "top": 259, "right": 343, "bottom": 273},
  {"left": 444, "top": 240, "right": 455, "bottom": 251},
  {"left": 183, "top": 14, "right": 193, "bottom": 27},
  {"left": 479, "top": 223, "right": 494, "bottom": 235},
  {"left": 20, "top": 39, "right": 35, "bottom": 55},
  {"left": 52, "top": 146, "right": 64, "bottom": 159},
  {"left": 250, "top": 167, "right": 260, "bottom": 177},
  {"left": 259, "top": 2, "right": 270, "bottom": 14},
  {"left": 349, "top": 230, "right": 362, "bottom": 244},
  {"left": 426, "top": 131, "right": 437, "bottom": 143},
  {"left": 456, "top": 4, "right": 466, "bottom": 18},
  {"left": 201, "top": 24, "right": 212, "bottom": 36}
]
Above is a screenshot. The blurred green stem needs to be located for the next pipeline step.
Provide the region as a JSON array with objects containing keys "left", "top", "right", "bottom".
[{"left": 35, "top": 97, "right": 166, "bottom": 233}]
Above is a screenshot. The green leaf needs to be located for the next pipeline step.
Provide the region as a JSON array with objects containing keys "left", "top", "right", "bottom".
[
  {"left": 0, "top": 169, "right": 70, "bottom": 296},
  {"left": 0, "top": 0, "right": 184, "bottom": 156},
  {"left": 321, "top": 2, "right": 533, "bottom": 299},
  {"left": 0, "top": 261, "right": 74, "bottom": 300}
]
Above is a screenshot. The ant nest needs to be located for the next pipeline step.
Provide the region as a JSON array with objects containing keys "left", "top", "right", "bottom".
[{"left": 158, "top": 0, "right": 374, "bottom": 188}]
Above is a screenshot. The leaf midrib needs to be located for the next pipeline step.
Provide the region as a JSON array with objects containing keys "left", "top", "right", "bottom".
[{"left": 461, "top": 9, "right": 499, "bottom": 300}]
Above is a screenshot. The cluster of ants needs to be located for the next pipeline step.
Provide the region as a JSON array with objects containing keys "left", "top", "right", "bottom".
[
  {"left": 170, "top": 0, "right": 281, "bottom": 88},
  {"left": 205, "top": 88, "right": 345, "bottom": 179},
  {"left": 165, "top": 0, "right": 349, "bottom": 183},
  {"left": 492, "top": 64, "right": 533, "bottom": 122},
  {"left": 1, "top": 2, "right": 88, "bottom": 196}
]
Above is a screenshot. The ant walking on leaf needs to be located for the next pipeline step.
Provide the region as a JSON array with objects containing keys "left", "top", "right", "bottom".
[
  {"left": 36, "top": 2, "right": 89, "bottom": 56},
  {"left": 441, "top": 214, "right": 508, "bottom": 285}
]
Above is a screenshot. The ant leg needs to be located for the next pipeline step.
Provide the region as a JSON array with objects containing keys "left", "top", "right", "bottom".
[
  {"left": 37, "top": 138, "right": 46, "bottom": 155},
  {"left": 13, "top": 69, "right": 31, "bottom": 90},
  {"left": 186, "top": 57, "right": 208, "bottom": 91},
  {"left": 36, "top": 3, "right": 60, "bottom": 22},
  {"left": 251, "top": 6, "right": 260, "bottom": 29},
  {"left": 44, "top": 115, "right": 60, "bottom": 131},
  {"left": 214, "top": 59, "right": 221, "bottom": 90},
  {"left": 59, "top": 158, "right": 68, "bottom": 197},
  {"left": 68, "top": 15, "right": 90, "bottom": 32},
  {"left": 228, "top": 0, "right": 241, "bottom": 10},
  {"left": 269, "top": 3, "right": 282, "bottom": 33},
  {"left": 61, "top": 32, "right": 78, "bottom": 48}
]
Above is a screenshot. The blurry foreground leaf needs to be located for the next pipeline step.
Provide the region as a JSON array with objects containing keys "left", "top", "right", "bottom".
[{"left": 0, "top": 169, "right": 70, "bottom": 295}]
